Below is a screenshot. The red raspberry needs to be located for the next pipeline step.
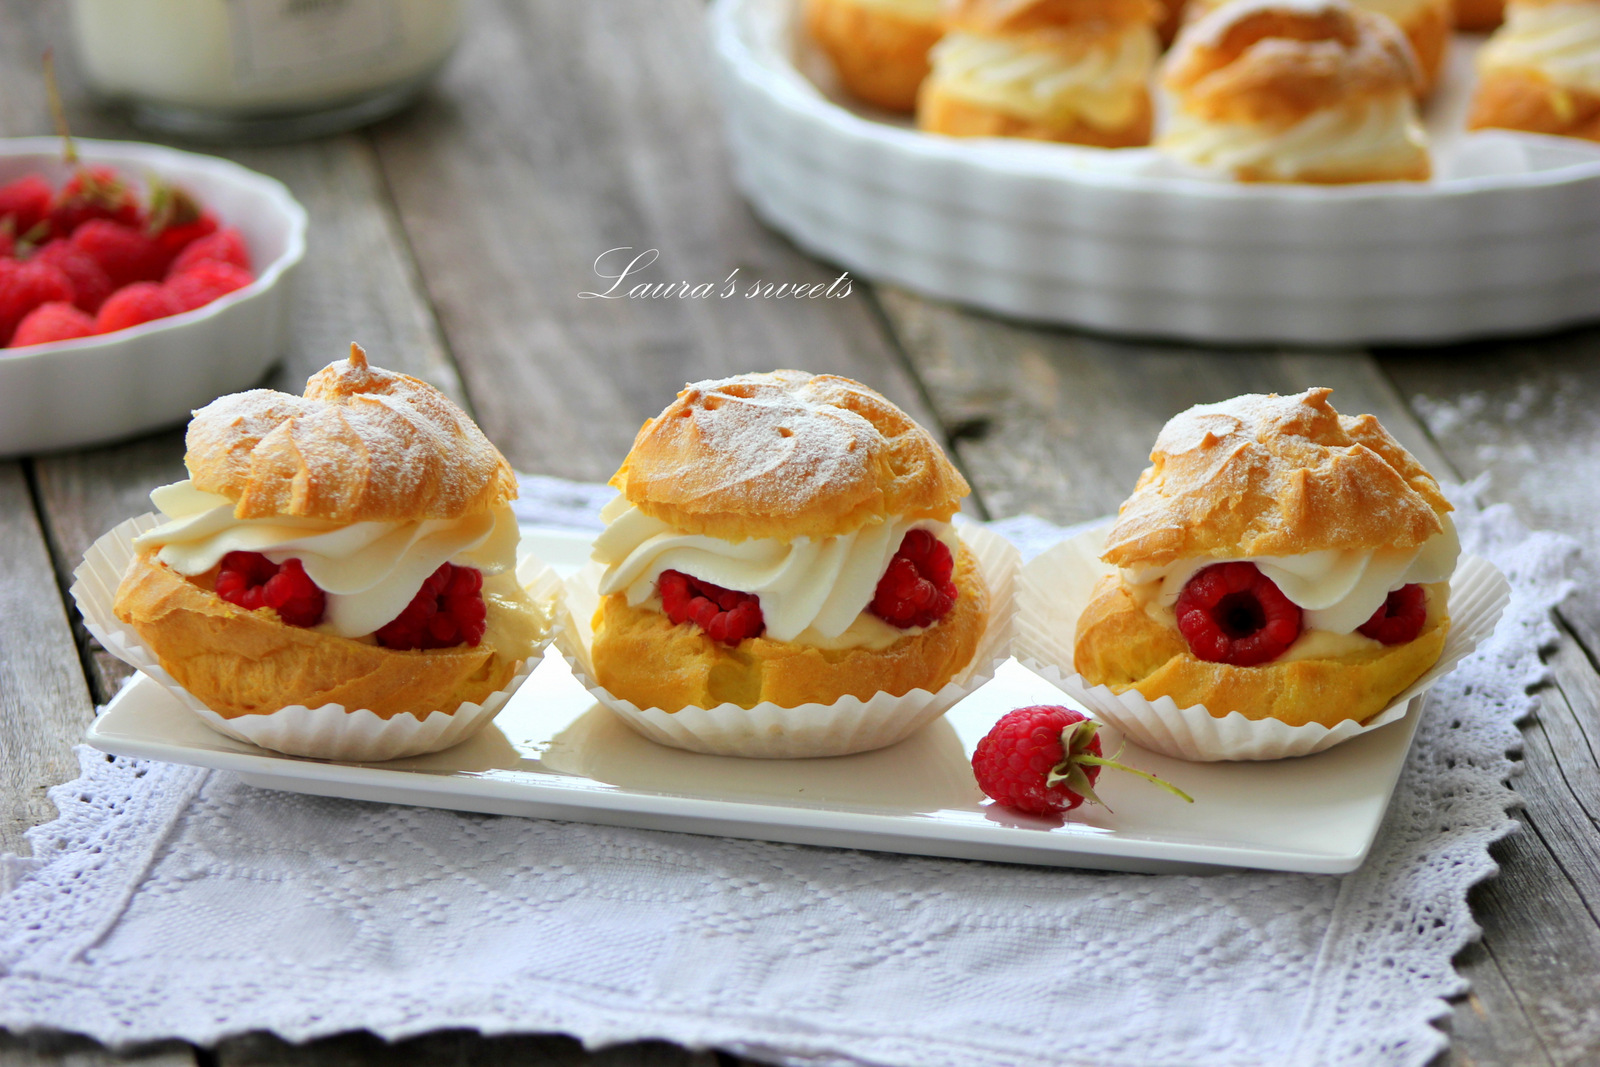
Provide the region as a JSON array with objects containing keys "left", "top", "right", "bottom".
[
  {"left": 972, "top": 705, "right": 1192, "bottom": 815},
  {"left": 1175, "top": 562, "right": 1303, "bottom": 667},
  {"left": 166, "top": 261, "right": 254, "bottom": 312},
  {"left": 0, "top": 173, "right": 53, "bottom": 237},
  {"left": 1358, "top": 583, "right": 1428, "bottom": 645},
  {"left": 169, "top": 227, "right": 252, "bottom": 276},
  {"left": 215, "top": 551, "right": 325, "bottom": 627},
  {"left": 658, "top": 569, "right": 765, "bottom": 644},
  {"left": 375, "top": 563, "right": 488, "bottom": 650},
  {"left": 869, "top": 529, "right": 957, "bottom": 629},
  {"left": 11, "top": 301, "right": 96, "bottom": 346},
  {"left": 0, "top": 259, "right": 76, "bottom": 345},
  {"left": 70, "top": 220, "right": 167, "bottom": 288},
  {"left": 95, "top": 282, "right": 180, "bottom": 334},
  {"left": 33, "top": 239, "right": 115, "bottom": 313},
  {"left": 49, "top": 165, "right": 142, "bottom": 238},
  {"left": 145, "top": 179, "right": 217, "bottom": 264}
]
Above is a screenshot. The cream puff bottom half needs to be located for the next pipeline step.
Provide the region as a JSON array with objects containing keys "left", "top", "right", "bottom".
[
  {"left": 1073, "top": 575, "right": 1451, "bottom": 728},
  {"left": 918, "top": 28, "right": 1157, "bottom": 146},
  {"left": 1158, "top": 94, "right": 1431, "bottom": 182},
  {"left": 114, "top": 551, "right": 528, "bottom": 720},
  {"left": 591, "top": 544, "right": 989, "bottom": 711}
]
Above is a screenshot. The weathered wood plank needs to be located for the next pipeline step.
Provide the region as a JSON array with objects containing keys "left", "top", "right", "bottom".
[
  {"left": 0, "top": 1032, "right": 196, "bottom": 1067},
  {"left": 368, "top": 0, "right": 932, "bottom": 482},
  {"left": 0, "top": 464, "right": 98, "bottom": 858},
  {"left": 877, "top": 287, "right": 1450, "bottom": 523},
  {"left": 215, "top": 1032, "right": 719, "bottom": 1067},
  {"left": 1380, "top": 331, "right": 1600, "bottom": 655}
]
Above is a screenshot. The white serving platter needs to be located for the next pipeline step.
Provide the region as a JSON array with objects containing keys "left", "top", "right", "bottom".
[
  {"left": 85, "top": 530, "right": 1426, "bottom": 876},
  {"left": 710, "top": 0, "right": 1600, "bottom": 344}
]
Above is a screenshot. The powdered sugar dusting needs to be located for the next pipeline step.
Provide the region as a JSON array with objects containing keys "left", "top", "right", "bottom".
[{"left": 185, "top": 346, "right": 515, "bottom": 523}]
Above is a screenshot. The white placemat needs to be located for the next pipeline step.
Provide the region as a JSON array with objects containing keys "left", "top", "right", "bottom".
[{"left": 0, "top": 476, "right": 1576, "bottom": 1067}]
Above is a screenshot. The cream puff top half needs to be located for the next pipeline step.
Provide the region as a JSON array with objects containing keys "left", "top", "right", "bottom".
[
  {"left": 1159, "top": 0, "right": 1428, "bottom": 178},
  {"left": 1102, "top": 387, "right": 1457, "bottom": 649},
  {"left": 931, "top": 0, "right": 1162, "bottom": 127},
  {"left": 845, "top": 0, "right": 948, "bottom": 19},
  {"left": 1478, "top": 0, "right": 1600, "bottom": 92},
  {"left": 596, "top": 371, "right": 971, "bottom": 650},
  {"left": 1102, "top": 388, "right": 1454, "bottom": 574}
]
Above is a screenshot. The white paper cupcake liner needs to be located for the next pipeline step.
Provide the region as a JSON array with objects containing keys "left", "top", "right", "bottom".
[
  {"left": 1014, "top": 521, "right": 1511, "bottom": 761},
  {"left": 72, "top": 514, "right": 563, "bottom": 763},
  {"left": 556, "top": 521, "right": 1020, "bottom": 759}
]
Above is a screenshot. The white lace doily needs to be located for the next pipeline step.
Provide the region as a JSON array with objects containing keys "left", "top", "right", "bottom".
[{"left": 0, "top": 478, "right": 1576, "bottom": 1067}]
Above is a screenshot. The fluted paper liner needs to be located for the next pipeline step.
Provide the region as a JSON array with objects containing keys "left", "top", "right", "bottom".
[
  {"left": 557, "top": 522, "right": 1020, "bottom": 758},
  {"left": 1014, "top": 522, "right": 1510, "bottom": 761},
  {"left": 72, "top": 514, "right": 562, "bottom": 762}
]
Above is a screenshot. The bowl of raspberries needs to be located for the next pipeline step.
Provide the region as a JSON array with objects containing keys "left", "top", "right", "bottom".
[{"left": 0, "top": 137, "right": 306, "bottom": 456}]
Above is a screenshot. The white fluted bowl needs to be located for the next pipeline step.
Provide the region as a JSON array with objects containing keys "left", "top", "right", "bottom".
[{"left": 710, "top": 0, "right": 1600, "bottom": 344}]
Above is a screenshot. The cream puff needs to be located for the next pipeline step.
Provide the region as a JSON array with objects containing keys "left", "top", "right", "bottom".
[
  {"left": 1183, "top": 0, "right": 1450, "bottom": 94},
  {"left": 113, "top": 344, "right": 550, "bottom": 721},
  {"left": 1158, "top": 0, "right": 1433, "bottom": 182},
  {"left": 917, "top": 0, "right": 1161, "bottom": 147},
  {"left": 805, "top": 0, "right": 947, "bottom": 112},
  {"left": 588, "top": 370, "right": 989, "bottom": 712},
  {"left": 1469, "top": 0, "right": 1600, "bottom": 140},
  {"left": 1073, "top": 388, "right": 1457, "bottom": 728}
]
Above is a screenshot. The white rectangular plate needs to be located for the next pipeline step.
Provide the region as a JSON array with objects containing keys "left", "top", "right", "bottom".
[{"left": 84, "top": 531, "right": 1424, "bottom": 875}]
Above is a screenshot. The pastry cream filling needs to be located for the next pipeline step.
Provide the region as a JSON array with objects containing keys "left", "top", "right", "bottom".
[
  {"left": 592, "top": 496, "right": 957, "bottom": 650},
  {"left": 1479, "top": 1, "right": 1600, "bottom": 92},
  {"left": 1123, "top": 515, "right": 1460, "bottom": 636},
  {"left": 1158, "top": 95, "right": 1428, "bottom": 180},
  {"left": 134, "top": 480, "right": 522, "bottom": 640},
  {"left": 927, "top": 27, "right": 1156, "bottom": 128}
]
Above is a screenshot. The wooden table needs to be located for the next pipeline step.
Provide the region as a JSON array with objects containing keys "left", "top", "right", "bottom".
[{"left": 3, "top": 2, "right": 1597, "bottom": 1064}]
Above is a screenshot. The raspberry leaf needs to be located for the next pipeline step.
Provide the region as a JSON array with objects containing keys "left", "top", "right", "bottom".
[{"left": 1045, "top": 719, "right": 1195, "bottom": 811}]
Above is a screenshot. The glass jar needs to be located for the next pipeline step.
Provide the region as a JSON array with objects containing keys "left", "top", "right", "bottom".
[{"left": 69, "top": 0, "right": 466, "bottom": 142}]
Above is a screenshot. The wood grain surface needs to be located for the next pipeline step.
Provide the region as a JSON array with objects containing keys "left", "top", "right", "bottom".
[{"left": 0, "top": 0, "right": 1596, "bottom": 1064}]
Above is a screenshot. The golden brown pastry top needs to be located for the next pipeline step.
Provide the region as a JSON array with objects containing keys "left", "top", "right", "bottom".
[
  {"left": 185, "top": 344, "right": 517, "bottom": 524},
  {"left": 612, "top": 370, "right": 970, "bottom": 542},
  {"left": 945, "top": 0, "right": 1163, "bottom": 32},
  {"left": 1163, "top": 0, "right": 1421, "bottom": 125},
  {"left": 1101, "top": 387, "right": 1451, "bottom": 569}
]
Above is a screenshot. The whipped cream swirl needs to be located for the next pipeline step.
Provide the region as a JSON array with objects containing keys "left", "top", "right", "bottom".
[
  {"left": 592, "top": 496, "right": 956, "bottom": 649},
  {"left": 134, "top": 480, "right": 521, "bottom": 639},
  {"left": 1123, "top": 515, "right": 1460, "bottom": 635},
  {"left": 1159, "top": 95, "right": 1428, "bottom": 181},
  {"left": 1479, "top": 1, "right": 1600, "bottom": 92},
  {"left": 929, "top": 27, "right": 1157, "bottom": 128}
]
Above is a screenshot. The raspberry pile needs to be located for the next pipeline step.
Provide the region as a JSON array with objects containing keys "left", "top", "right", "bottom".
[
  {"left": 660, "top": 569, "right": 765, "bottom": 644},
  {"left": 214, "top": 551, "right": 326, "bottom": 628},
  {"left": 869, "top": 529, "right": 957, "bottom": 628},
  {"left": 0, "top": 168, "right": 255, "bottom": 348},
  {"left": 1358, "top": 583, "right": 1427, "bottom": 645},
  {"left": 1175, "top": 562, "right": 1303, "bottom": 666},
  {"left": 971, "top": 705, "right": 1193, "bottom": 815},
  {"left": 375, "top": 563, "right": 489, "bottom": 651}
]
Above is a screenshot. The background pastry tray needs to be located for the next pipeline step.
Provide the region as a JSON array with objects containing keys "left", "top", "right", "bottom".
[
  {"left": 85, "top": 531, "right": 1424, "bottom": 877},
  {"left": 710, "top": 0, "right": 1600, "bottom": 344}
]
